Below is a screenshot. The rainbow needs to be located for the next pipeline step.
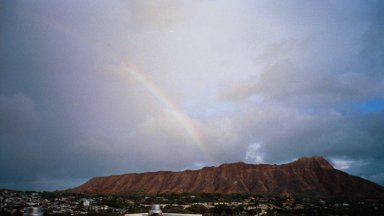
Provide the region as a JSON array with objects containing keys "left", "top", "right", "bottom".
[
  {"left": 29, "top": 12, "right": 213, "bottom": 161},
  {"left": 120, "top": 64, "right": 212, "bottom": 161}
]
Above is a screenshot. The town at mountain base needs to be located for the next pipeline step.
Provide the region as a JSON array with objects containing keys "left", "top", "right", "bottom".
[{"left": 70, "top": 156, "right": 384, "bottom": 197}]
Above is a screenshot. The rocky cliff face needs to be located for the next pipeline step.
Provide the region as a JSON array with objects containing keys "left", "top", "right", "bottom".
[{"left": 71, "top": 156, "right": 384, "bottom": 197}]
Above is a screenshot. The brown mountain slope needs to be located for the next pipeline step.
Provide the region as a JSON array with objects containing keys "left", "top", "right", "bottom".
[{"left": 70, "top": 156, "right": 384, "bottom": 197}]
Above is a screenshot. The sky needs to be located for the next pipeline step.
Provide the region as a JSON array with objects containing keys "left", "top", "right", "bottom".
[{"left": 1, "top": 0, "right": 384, "bottom": 191}]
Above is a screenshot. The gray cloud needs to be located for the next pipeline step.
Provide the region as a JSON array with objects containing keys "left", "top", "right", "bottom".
[
  {"left": 1, "top": 0, "right": 384, "bottom": 190},
  {"left": 0, "top": 93, "right": 39, "bottom": 135}
]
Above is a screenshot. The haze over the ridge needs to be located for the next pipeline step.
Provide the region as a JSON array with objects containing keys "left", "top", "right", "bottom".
[{"left": 1, "top": 0, "right": 384, "bottom": 191}]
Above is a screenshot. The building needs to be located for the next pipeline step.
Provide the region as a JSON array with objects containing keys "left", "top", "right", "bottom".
[{"left": 125, "top": 204, "right": 202, "bottom": 216}]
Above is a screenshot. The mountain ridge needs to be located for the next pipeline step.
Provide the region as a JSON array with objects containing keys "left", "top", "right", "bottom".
[{"left": 70, "top": 156, "right": 384, "bottom": 197}]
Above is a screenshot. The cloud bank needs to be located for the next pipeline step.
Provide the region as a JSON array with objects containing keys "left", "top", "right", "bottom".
[{"left": 1, "top": 0, "right": 384, "bottom": 190}]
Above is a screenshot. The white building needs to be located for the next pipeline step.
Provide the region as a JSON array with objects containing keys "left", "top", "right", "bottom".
[
  {"left": 82, "top": 199, "right": 90, "bottom": 207},
  {"left": 125, "top": 204, "right": 202, "bottom": 216}
]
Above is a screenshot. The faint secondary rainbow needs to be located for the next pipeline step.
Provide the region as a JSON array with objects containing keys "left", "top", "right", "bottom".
[
  {"left": 121, "top": 64, "right": 213, "bottom": 161},
  {"left": 29, "top": 12, "right": 213, "bottom": 161}
]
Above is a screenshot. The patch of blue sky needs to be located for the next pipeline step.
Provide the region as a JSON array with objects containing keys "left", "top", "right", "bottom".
[
  {"left": 333, "top": 98, "right": 384, "bottom": 115},
  {"left": 352, "top": 98, "right": 384, "bottom": 114}
]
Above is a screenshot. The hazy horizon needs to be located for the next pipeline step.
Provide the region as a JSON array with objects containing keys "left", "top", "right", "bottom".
[{"left": 1, "top": 0, "right": 384, "bottom": 191}]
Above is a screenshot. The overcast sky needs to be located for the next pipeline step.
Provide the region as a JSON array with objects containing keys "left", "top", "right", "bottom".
[{"left": 1, "top": 0, "right": 384, "bottom": 191}]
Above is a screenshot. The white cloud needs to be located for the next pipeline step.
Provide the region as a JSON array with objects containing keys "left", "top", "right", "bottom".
[
  {"left": 330, "top": 159, "right": 354, "bottom": 170},
  {"left": 330, "top": 158, "right": 369, "bottom": 172},
  {"left": 245, "top": 143, "right": 263, "bottom": 163}
]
